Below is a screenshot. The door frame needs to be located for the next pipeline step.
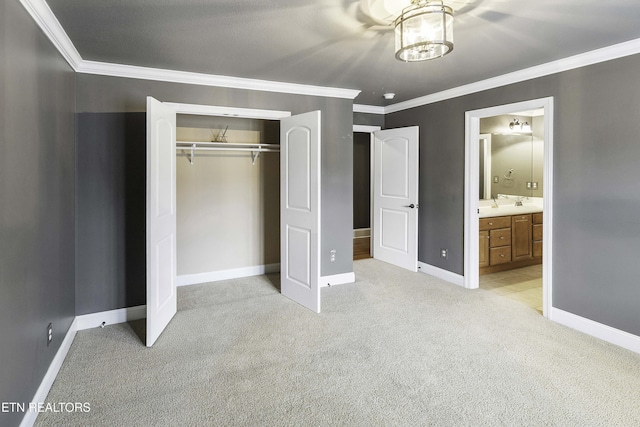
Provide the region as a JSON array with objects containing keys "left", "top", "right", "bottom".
[
  {"left": 147, "top": 101, "right": 294, "bottom": 335},
  {"left": 353, "top": 125, "right": 381, "bottom": 258},
  {"left": 464, "top": 97, "right": 554, "bottom": 318}
]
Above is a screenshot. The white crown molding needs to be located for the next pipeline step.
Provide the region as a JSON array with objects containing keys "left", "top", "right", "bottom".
[
  {"left": 20, "top": 0, "right": 360, "bottom": 100},
  {"left": 78, "top": 60, "right": 361, "bottom": 99},
  {"left": 353, "top": 104, "right": 386, "bottom": 115},
  {"left": 386, "top": 37, "right": 640, "bottom": 114},
  {"left": 20, "top": 0, "right": 83, "bottom": 71},
  {"left": 21, "top": 1, "right": 640, "bottom": 113}
]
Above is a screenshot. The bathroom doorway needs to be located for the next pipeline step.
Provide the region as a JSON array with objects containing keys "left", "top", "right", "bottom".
[
  {"left": 464, "top": 98, "right": 554, "bottom": 318},
  {"left": 478, "top": 110, "right": 545, "bottom": 313}
]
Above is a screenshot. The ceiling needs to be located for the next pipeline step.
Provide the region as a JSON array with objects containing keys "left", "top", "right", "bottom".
[{"left": 46, "top": 0, "right": 640, "bottom": 106}]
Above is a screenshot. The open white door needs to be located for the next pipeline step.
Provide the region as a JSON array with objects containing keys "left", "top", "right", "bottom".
[
  {"left": 373, "top": 127, "right": 419, "bottom": 272},
  {"left": 280, "top": 111, "right": 321, "bottom": 313},
  {"left": 146, "top": 96, "right": 177, "bottom": 346}
]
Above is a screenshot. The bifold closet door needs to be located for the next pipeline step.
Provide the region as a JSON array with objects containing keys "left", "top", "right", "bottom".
[
  {"left": 146, "top": 96, "right": 177, "bottom": 346},
  {"left": 280, "top": 111, "right": 321, "bottom": 313}
]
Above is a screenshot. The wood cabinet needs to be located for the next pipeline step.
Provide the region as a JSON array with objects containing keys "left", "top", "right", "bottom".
[
  {"left": 532, "top": 212, "right": 543, "bottom": 258},
  {"left": 479, "top": 230, "right": 489, "bottom": 267},
  {"left": 479, "top": 212, "right": 542, "bottom": 274},
  {"left": 511, "top": 214, "right": 532, "bottom": 261}
]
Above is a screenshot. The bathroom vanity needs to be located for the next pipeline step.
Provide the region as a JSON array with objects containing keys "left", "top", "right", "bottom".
[{"left": 479, "top": 207, "right": 543, "bottom": 274}]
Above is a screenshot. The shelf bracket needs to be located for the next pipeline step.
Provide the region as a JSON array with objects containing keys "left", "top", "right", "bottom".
[
  {"left": 189, "top": 143, "right": 195, "bottom": 165},
  {"left": 251, "top": 149, "right": 260, "bottom": 165}
]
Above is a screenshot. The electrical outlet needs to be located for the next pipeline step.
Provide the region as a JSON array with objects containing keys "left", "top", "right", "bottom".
[
  {"left": 440, "top": 248, "right": 448, "bottom": 259},
  {"left": 47, "top": 323, "right": 52, "bottom": 346},
  {"left": 493, "top": 176, "right": 499, "bottom": 183},
  {"left": 330, "top": 249, "right": 336, "bottom": 262}
]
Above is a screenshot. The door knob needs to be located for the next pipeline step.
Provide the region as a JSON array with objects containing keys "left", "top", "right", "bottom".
[{"left": 404, "top": 204, "right": 417, "bottom": 209}]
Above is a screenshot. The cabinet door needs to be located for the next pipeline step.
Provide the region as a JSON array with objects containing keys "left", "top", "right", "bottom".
[
  {"left": 479, "top": 230, "right": 489, "bottom": 267},
  {"left": 512, "top": 214, "right": 532, "bottom": 261}
]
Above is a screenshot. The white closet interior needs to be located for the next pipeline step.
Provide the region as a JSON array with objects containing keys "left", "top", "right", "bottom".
[{"left": 175, "top": 115, "right": 281, "bottom": 285}]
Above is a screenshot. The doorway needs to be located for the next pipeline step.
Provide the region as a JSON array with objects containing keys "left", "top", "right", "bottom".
[
  {"left": 352, "top": 125, "right": 380, "bottom": 260},
  {"left": 464, "top": 97, "right": 554, "bottom": 318}
]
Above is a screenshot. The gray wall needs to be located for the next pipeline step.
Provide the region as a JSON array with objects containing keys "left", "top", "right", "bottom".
[
  {"left": 0, "top": 1, "right": 76, "bottom": 425},
  {"left": 75, "top": 74, "right": 353, "bottom": 314},
  {"left": 76, "top": 113, "right": 146, "bottom": 314},
  {"left": 386, "top": 53, "right": 640, "bottom": 336},
  {"left": 354, "top": 111, "right": 384, "bottom": 128}
]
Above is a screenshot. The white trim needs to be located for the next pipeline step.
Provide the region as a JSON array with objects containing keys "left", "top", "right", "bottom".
[
  {"left": 385, "top": 38, "right": 640, "bottom": 113},
  {"left": 20, "top": 319, "right": 78, "bottom": 427},
  {"left": 78, "top": 60, "right": 360, "bottom": 99},
  {"left": 75, "top": 305, "right": 147, "bottom": 331},
  {"left": 21, "top": 0, "right": 640, "bottom": 109},
  {"left": 19, "top": 0, "right": 359, "bottom": 100},
  {"left": 166, "top": 103, "right": 291, "bottom": 120},
  {"left": 353, "top": 104, "right": 386, "bottom": 115},
  {"left": 353, "top": 228, "right": 371, "bottom": 238},
  {"left": 551, "top": 308, "right": 640, "bottom": 355},
  {"left": 19, "top": 0, "right": 83, "bottom": 71},
  {"left": 463, "top": 97, "right": 554, "bottom": 319},
  {"left": 353, "top": 124, "right": 382, "bottom": 133},
  {"left": 418, "top": 262, "right": 464, "bottom": 287},
  {"left": 320, "top": 272, "right": 356, "bottom": 288},
  {"left": 176, "top": 263, "right": 281, "bottom": 287}
]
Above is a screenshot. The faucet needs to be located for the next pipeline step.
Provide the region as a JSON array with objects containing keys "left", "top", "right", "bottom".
[{"left": 515, "top": 196, "right": 525, "bottom": 207}]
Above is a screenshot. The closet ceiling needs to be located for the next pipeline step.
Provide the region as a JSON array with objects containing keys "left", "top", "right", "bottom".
[{"left": 46, "top": 0, "right": 640, "bottom": 106}]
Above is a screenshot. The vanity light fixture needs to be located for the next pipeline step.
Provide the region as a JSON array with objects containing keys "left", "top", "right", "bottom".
[
  {"left": 509, "top": 118, "right": 531, "bottom": 133},
  {"left": 394, "top": 0, "right": 454, "bottom": 62}
]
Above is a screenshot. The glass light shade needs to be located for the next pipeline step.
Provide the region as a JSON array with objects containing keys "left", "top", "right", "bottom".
[{"left": 394, "top": 1, "right": 454, "bottom": 62}]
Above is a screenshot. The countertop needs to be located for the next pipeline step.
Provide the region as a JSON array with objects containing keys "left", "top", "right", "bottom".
[{"left": 478, "top": 204, "right": 543, "bottom": 218}]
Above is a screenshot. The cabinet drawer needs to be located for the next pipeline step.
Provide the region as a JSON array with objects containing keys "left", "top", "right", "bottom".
[
  {"left": 490, "top": 246, "right": 512, "bottom": 265},
  {"left": 489, "top": 228, "right": 511, "bottom": 248},
  {"left": 532, "top": 212, "right": 543, "bottom": 224},
  {"left": 479, "top": 216, "right": 511, "bottom": 231},
  {"left": 532, "top": 224, "right": 543, "bottom": 241}
]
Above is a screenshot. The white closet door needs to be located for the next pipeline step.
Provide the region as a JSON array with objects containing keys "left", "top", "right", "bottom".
[
  {"left": 280, "top": 111, "right": 321, "bottom": 313},
  {"left": 373, "top": 127, "right": 419, "bottom": 272},
  {"left": 146, "top": 96, "right": 177, "bottom": 347}
]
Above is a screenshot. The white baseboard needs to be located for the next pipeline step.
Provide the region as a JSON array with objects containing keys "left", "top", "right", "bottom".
[
  {"left": 320, "top": 272, "right": 356, "bottom": 288},
  {"left": 20, "top": 318, "right": 78, "bottom": 427},
  {"left": 418, "top": 262, "right": 465, "bottom": 287},
  {"left": 353, "top": 228, "right": 371, "bottom": 238},
  {"left": 176, "top": 263, "right": 281, "bottom": 287},
  {"left": 75, "top": 305, "right": 147, "bottom": 331},
  {"left": 550, "top": 308, "right": 640, "bottom": 355}
]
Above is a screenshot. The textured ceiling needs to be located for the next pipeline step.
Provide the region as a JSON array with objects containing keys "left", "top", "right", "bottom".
[{"left": 47, "top": 0, "right": 640, "bottom": 106}]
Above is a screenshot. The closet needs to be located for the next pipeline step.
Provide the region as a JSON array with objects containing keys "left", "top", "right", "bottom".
[{"left": 174, "top": 114, "right": 281, "bottom": 285}]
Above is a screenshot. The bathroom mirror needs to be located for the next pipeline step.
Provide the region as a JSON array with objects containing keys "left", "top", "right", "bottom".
[{"left": 479, "top": 111, "right": 544, "bottom": 200}]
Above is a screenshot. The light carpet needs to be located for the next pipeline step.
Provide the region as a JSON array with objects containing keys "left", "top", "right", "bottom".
[{"left": 35, "top": 259, "right": 640, "bottom": 426}]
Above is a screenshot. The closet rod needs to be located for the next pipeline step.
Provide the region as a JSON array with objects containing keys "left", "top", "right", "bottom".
[
  {"left": 176, "top": 142, "right": 279, "bottom": 166},
  {"left": 176, "top": 141, "right": 280, "bottom": 149}
]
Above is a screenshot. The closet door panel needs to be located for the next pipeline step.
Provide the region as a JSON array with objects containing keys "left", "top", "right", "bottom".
[{"left": 281, "top": 111, "right": 321, "bottom": 313}]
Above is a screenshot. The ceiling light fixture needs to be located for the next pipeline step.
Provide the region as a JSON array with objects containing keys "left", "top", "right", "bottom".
[{"left": 394, "top": 0, "right": 454, "bottom": 62}]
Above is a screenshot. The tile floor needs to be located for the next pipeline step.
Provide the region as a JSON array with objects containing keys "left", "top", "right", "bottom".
[{"left": 480, "top": 264, "right": 543, "bottom": 314}]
